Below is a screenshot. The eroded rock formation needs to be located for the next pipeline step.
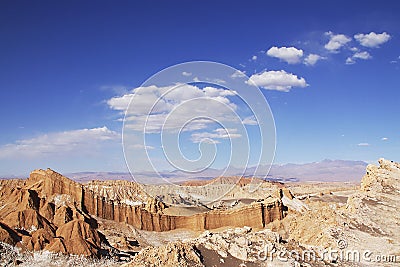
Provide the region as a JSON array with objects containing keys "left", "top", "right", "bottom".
[
  {"left": 0, "top": 168, "right": 286, "bottom": 258},
  {"left": 121, "top": 241, "right": 203, "bottom": 267},
  {"left": 82, "top": 182, "right": 283, "bottom": 232},
  {"left": 0, "top": 169, "right": 104, "bottom": 257}
]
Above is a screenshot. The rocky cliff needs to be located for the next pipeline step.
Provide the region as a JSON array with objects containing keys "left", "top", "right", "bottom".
[
  {"left": 126, "top": 158, "right": 399, "bottom": 267},
  {"left": 0, "top": 168, "right": 286, "bottom": 258},
  {"left": 346, "top": 158, "right": 400, "bottom": 241},
  {"left": 27, "top": 169, "right": 84, "bottom": 207},
  {"left": 360, "top": 158, "right": 400, "bottom": 193},
  {"left": 82, "top": 181, "right": 283, "bottom": 232},
  {"left": 0, "top": 169, "right": 105, "bottom": 257}
]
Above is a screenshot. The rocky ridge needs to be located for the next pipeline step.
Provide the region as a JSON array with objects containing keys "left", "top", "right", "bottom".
[
  {"left": 0, "top": 168, "right": 287, "bottom": 261},
  {"left": 121, "top": 158, "right": 400, "bottom": 266},
  {"left": 0, "top": 169, "right": 106, "bottom": 257},
  {"left": 2, "top": 159, "right": 398, "bottom": 266}
]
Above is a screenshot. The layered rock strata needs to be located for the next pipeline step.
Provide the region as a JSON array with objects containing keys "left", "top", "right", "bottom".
[{"left": 0, "top": 168, "right": 285, "bottom": 257}]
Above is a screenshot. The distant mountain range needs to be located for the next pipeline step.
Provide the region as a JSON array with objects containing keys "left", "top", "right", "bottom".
[
  {"left": 268, "top": 159, "right": 367, "bottom": 182},
  {"left": 65, "top": 159, "right": 368, "bottom": 184}
]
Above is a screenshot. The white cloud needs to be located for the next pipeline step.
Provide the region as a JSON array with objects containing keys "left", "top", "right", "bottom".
[
  {"left": 266, "top": 46, "right": 304, "bottom": 64},
  {"left": 191, "top": 128, "right": 241, "bottom": 144},
  {"left": 346, "top": 51, "right": 372, "bottom": 65},
  {"left": 108, "top": 84, "right": 239, "bottom": 133},
  {"left": 324, "top": 32, "right": 352, "bottom": 52},
  {"left": 131, "top": 144, "right": 155, "bottom": 150},
  {"left": 357, "top": 143, "right": 370, "bottom": 147},
  {"left": 381, "top": 137, "right": 388, "bottom": 141},
  {"left": 231, "top": 70, "right": 246, "bottom": 79},
  {"left": 354, "top": 32, "right": 391, "bottom": 48},
  {"left": 242, "top": 116, "right": 258, "bottom": 125},
  {"left": 182, "top": 71, "right": 192, "bottom": 76},
  {"left": 108, "top": 85, "right": 174, "bottom": 114},
  {"left": 0, "top": 127, "right": 119, "bottom": 159},
  {"left": 124, "top": 114, "right": 212, "bottom": 133},
  {"left": 202, "top": 86, "right": 236, "bottom": 97},
  {"left": 252, "top": 55, "right": 257, "bottom": 61},
  {"left": 353, "top": 51, "right": 372, "bottom": 60},
  {"left": 304, "top": 54, "right": 325, "bottom": 66},
  {"left": 209, "top": 78, "right": 227, "bottom": 84},
  {"left": 247, "top": 70, "right": 308, "bottom": 92},
  {"left": 345, "top": 57, "right": 355, "bottom": 65}
]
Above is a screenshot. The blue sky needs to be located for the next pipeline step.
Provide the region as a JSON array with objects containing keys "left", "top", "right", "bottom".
[{"left": 0, "top": 0, "right": 399, "bottom": 176}]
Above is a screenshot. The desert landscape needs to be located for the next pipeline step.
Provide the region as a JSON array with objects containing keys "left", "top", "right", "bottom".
[
  {"left": 0, "top": 158, "right": 399, "bottom": 266},
  {"left": 1, "top": 1, "right": 399, "bottom": 267}
]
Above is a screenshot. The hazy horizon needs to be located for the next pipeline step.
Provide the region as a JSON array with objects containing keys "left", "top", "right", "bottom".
[{"left": 0, "top": 158, "right": 368, "bottom": 183}]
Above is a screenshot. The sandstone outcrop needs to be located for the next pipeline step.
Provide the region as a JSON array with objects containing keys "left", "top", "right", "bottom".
[
  {"left": 0, "top": 222, "right": 20, "bottom": 245},
  {"left": 0, "top": 168, "right": 287, "bottom": 258},
  {"left": 27, "top": 169, "right": 84, "bottom": 207},
  {"left": 144, "top": 197, "right": 166, "bottom": 214},
  {"left": 81, "top": 175, "right": 284, "bottom": 232},
  {"left": 0, "top": 169, "right": 106, "bottom": 257},
  {"left": 359, "top": 158, "right": 400, "bottom": 193},
  {"left": 82, "top": 193, "right": 283, "bottom": 231},
  {"left": 4, "top": 160, "right": 399, "bottom": 266},
  {"left": 277, "top": 188, "right": 310, "bottom": 213},
  {"left": 345, "top": 158, "right": 400, "bottom": 243},
  {"left": 271, "top": 158, "right": 400, "bottom": 263},
  {"left": 121, "top": 241, "right": 203, "bottom": 267},
  {"left": 124, "top": 226, "right": 306, "bottom": 267},
  {"left": 51, "top": 219, "right": 102, "bottom": 256}
]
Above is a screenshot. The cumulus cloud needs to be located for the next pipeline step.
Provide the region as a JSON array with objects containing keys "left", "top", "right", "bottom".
[
  {"left": 381, "top": 137, "right": 388, "bottom": 141},
  {"left": 0, "top": 127, "right": 119, "bottom": 159},
  {"left": 191, "top": 128, "right": 241, "bottom": 144},
  {"left": 252, "top": 55, "right": 257, "bottom": 61},
  {"left": 108, "top": 85, "right": 173, "bottom": 114},
  {"left": 304, "top": 54, "right": 325, "bottom": 66},
  {"left": 357, "top": 143, "right": 370, "bottom": 147},
  {"left": 242, "top": 116, "right": 258, "bottom": 125},
  {"left": 353, "top": 51, "right": 372, "bottom": 60},
  {"left": 182, "top": 71, "right": 192, "bottom": 76},
  {"left": 231, "top": 70, "right": 246, "bottom": 79},
  {"left": 345, "top": 57, "right": 355, "bottom": 65},
  {"left": 108, "top": 84, "right": 239, "bottom": 133},
  {"left": 324, "top": 32, "right": 352, "bottom": 52},
  {"left": 354, "top": 32, "right": 391, "bottom": 48},
  {"left": 266, "top": 46, "right": 304, "bottom": 64},
  {"left": 247, "top": 70, "right": 308, "bottom": 92},
  {"left": 346, "top": 51, "right": 372, "bottom": 65}
]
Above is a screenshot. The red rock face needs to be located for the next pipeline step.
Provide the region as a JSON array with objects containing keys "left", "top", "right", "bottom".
[
  {"left": 0, "top": 169, "right": 103, "bottom": 256},
  {"left": 82, "top": 178, "right": 284, "bottom": 232},
  {"left": 82, "top": 185, "right": 283, "bottom": 232},
  {"left": 53, "top": 219, "right": 102, "bottom": 256},
  {"left": 0, "top": 168, "right": 285, "bottom": 256},
  {"left": 27, "top": 169, "right": 84, "bottom": 207}
]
